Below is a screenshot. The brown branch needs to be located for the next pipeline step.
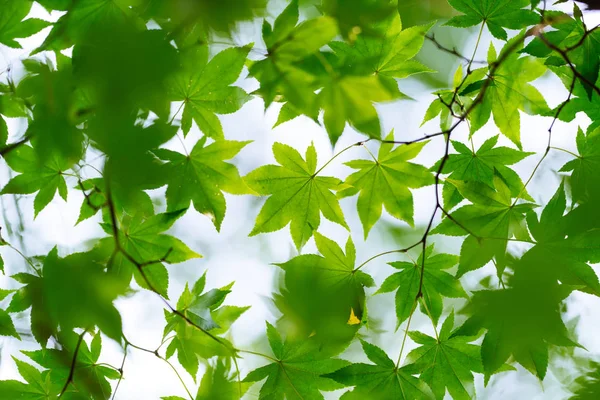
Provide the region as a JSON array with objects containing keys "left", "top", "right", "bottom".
[
  {"left": 104, "top": 179, "right": 228, "bottom": 351},
  {"left": 426, "top": 34, "right": 487, "bottom": 65},
  {"left": 58, "top": 329, "right": 89, "bottom": 398}
]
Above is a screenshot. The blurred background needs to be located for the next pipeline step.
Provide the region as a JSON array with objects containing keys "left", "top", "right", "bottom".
[{"left": 1, "top": 0, "right": 599, "bottom": 399}]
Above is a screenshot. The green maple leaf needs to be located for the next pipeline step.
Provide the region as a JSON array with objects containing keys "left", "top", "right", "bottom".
[
  {"left": 376, "top": 244, "right": 467, "bottom": 326},
  {"left": 0, "top": 308, "right": 19, "bottom": 339},
  {"left": 22, "top": 330, "right": 120, "bottom": 400},
  {"left": 319, "top": 74, "right": 395, "bottom": 145},
  {"left": 195, "top": 358, "right": 251, "bottom": 400},
  {"left": 17, "top": 57, "right": 86, "bottom": 164},
  {"left": 422, "top": 64, "right": 488, "bottom": 132},
  {"left": 522, "top": 11, "right": 600, "bottom": 100},
  {"left": 243, "top": 322, "right": 349, "bottom": 400},
  {"left": 0, "top": 357, "right": 63, "bottom": 399},
  {"left": 95, "top": 209, "right": 201, "bottom": 299},
  {"left": 1, "top": 145, "right": 69, "bottom": 217},
  {"left": 319, "top": 15, "right": 434, "bottom": 144},
  {"left": 339, "top": 131, "right": 433, "bottom": 238},
  {"left": 0, "top": 0, "right": 51, "bottom": 48},
  {"left": 160, "top": 358, "right": 251, "bottom": 400},
  {"left": 525, "top": 183, "right": 600, "bottom": 296},
  {"left": 42, "top": 249, "right": 125, "bottom": 342},
  {"left": 245, "top": 142, "right": 348, "bottom": 249},
  {"left": 325, "top": 339, "right": 434, "bottom": 399},
  {"left": 170, "top": 45, "right": 251, "bottom": 139},
  {"left": 321, "top": 0, "right": 397, "bottom": 39},
  {"left": 559, "top": 126, "right": 600, "bottom": 204},
  {"left": 453, "top": 263, "right": 578, "bottom": 381},
  {"left": 249, "top": 0, "right": 338, "bottom": 114},
  {"left": 468, "top": 38, "right": 549, "bottom": 148},
  {"left": 274, "top": 233, "right": 374, "bottom": 351},
  {"left": 445, "top": 0, "right": 539, "bottom": 40},
  {"left": 164, "top": 273, "right": 248, "bottom": 379},
  {"left": 6, "top": 272, "right": 54, "bottom": 346},
  {"left": 432, "top": 175, "right": 535, "bottom": 276},
  {"left": 436, "top": 135, "right": 534, "bottom": 209},
  {"left": 154, "top": 137, "right": 250, "bottom": 231},
  {"left": 328, "top": 15, "right": 434, "bottom": 84},
  {"left": 74, "top": 177, "right": 156, "bottom": 225},
  {"left": 404, "top": 311, "right": 485, "bottom": 400},
  {"left": 569, "top": 362, "right": 600, "bottom": 399}
]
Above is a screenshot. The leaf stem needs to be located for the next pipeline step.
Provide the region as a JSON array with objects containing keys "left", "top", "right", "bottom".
[
  {"left": 550, "top": 146, "right": 579, "bottom": 158},
  {"left": 237, "top": 348, "right": 278, "bottom": 362},
  {"left": 313, "top": 139, "right": 371, "bottom": 176},
  {"left": 419, "top": 297, "right": 440, "bottom": 342},
  {"left": 395, "top": 300, "right": 417, "bottom": 368}
]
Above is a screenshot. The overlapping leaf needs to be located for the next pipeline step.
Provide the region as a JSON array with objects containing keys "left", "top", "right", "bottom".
[
  {"left": 0, "top": 0, "right": 51, "bottom": 48},
  {"left": 445, "top": 0, "right": 539, "bottom": 40},
  {"left": 170, "top": 46, "right": 251, "bottom": 139},
  {"left": 94, "top": 209, "right": 201, "bottom": 299},
  {"left": 243, "top": 322, "right": 349, "bottom": 400},
  {"left": 377, "top": 245, "right": 466, "bottom": 326},
  {"left": 326, "top": 340, "right": 434, "bottom": 399},
  {"left": 339, "top": 131, "right": 433, "bottom": 237},
  {"left": 404, "top": 312, "right": 484, "bottom": 400},
  {"left": 274, "top": 233, "right": 374, "bottom": 352},
  {"left": 164, "top": 273, "right": 248, "bottom": 379},
  {"left": 1, "top": 145, "right": 69, "bottom": 217},
  {"left": 468, "top": 39, "right": 549, "bottom": 148},
  {"left": 432, "top": 175, "right": 535, "bottom": 276},
  {"left": 436, "top": 135, "right": 533, "bottom": 209}
]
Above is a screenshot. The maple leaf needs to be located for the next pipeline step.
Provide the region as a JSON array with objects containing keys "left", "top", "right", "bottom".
[
  {"left": 0, "top": 0, "right": 51, "bottom": 48},
  {"left": 0, "top": 356, "right": 64, "bottom": 399},
  {"left": 559, "top": 126, "right": 600, "bottom": 204},
  {"left": 404, "top": 312, "right": 485, "bottom": 400},
  {"left": 1, "top": 145, "right": 69, "bottom": 217},
  {"left": 422, "top": 64, "right": 488, "bottom": 132},
  {"left": 329, "top": 15, "right": 434, "bottom": 84},
  {"left": 339, "top": 131, "right": 434, "bottom": 238},
  {"left": 319, "top": 16, "right": 433, "bottom": 144},
  {"left": 243, "top": 322, "right": 349, "bottom": 400},
  {"left": 319, "top": 74, "right": 395, "bottom": 145},
  {"left": 249, "top": 0, "right": 338, "bottom": 114},
  {"left": 326, "top": 339, "right": 434, "bottom": 399},
  {"left": 453, "top": 263, "right": 578, "bottom": 381},
  {"left": 195, "top": 358, "right": 251, "bottom": 400},
  {"left": 432, "top": 176, "right": 535, "bottom": 276},
  {"left": 467, "top": 39, "right": 549, "bottom": 148},
  {"left": 377, "top": 244, "right": 467, "bottom": 326},
  {"left": 525, "top": 183, "right": 600, "bottom": 295},
  {"left": 445, "top": 0, "right": 539, "bottom": 40},
  {"left": 22, "top": 330, "right": 121, "bottom": 400},
  {"left": 522, "top": 11, "right": 600, "bottom": 100},
  {"left": 164, "top": 273, "right": 248, "bottom": 379},
  {"left": 245, "top": 142, "right": 348, "bottom": 249},
  {"left": 569, "top": 361, "right": 600, "bottom": 399},
  {"left": 170, "top": 45, "right": 251, "bottom": 139},
  {"left": 436, "top": 135, "right": 534, "bottom": 209},
  {"left": 6, "top": 272, "right": 54, "bottom": 346},
  {"left": 95, "top": 209, "right": 201, "bottom": 299},
  {"left": 321, "top": 0, "right": 397, "bottom": 39},
  {"left": 159, "top": 357, "right": 250, "bottom": 400},
  {"left": 274, "top": 233, "right": 374, "bottom": 351},
  {"left": 42, "top": 249, "right": 125, "bottom": 342},
  {"left": 154, "top": 137, "right": 250, "bottom": 231},
  {"left": 0, "top": 308, "right": 18, "bottom": 339}
]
